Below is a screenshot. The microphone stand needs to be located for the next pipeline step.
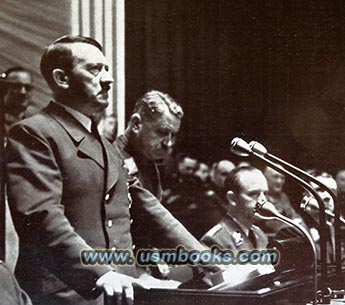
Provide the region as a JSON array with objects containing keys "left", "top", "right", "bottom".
[
  {"left": 250, "top": 141, "right": 342, "bottom": 284},
  {"left": 231, "top": 138, "right": 328, "bottom": 289},
  {"left": 0, "top": 80, "right": 7, "bottom": 261},
  {"left": 254, "top": 200, "right": 318, "bottom": 305}
]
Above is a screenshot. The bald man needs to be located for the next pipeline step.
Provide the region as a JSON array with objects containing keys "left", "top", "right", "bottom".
[{"left": 259, "top": 166, "right": 305, "bottom": 234}]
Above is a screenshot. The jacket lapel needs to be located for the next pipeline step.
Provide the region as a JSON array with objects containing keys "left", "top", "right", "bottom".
[
  {"left": 47, "top": 103, "right": 105, "bottom": 168},
  {"left": 78, "top": 136, "right": 104, "bottom": 168},
  {"left": 102, "top": 137, "right": 119, "bottom": 193}
]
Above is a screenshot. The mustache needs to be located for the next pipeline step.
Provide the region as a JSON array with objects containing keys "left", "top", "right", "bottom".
[{"left": 101, "top": 83, "right": 111, "bottom": 92}]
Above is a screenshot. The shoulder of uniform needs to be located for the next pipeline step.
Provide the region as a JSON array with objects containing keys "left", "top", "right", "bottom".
[{"left": 252, "top": 224, "right": 263, "bottom": 233}]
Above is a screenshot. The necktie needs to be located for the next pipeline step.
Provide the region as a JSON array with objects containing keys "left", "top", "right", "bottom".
[{"left": 91, "top": 119, "right": 101, "bottom": 141}]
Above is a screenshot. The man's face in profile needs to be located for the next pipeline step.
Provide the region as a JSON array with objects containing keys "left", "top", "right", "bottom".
[{"left": 67, "top": 42, "right": 113, "bottom": 114}]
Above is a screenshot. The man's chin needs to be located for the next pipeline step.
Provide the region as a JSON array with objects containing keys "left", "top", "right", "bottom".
[{"left": 97, "top": 99, "right": 109, "bottom": 109}]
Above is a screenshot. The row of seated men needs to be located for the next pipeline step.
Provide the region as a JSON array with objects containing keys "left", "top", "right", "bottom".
[
  {"left": 1, "top": 35, "right": 344, "bottom": 305},
  {"left": 162, "top": 155, "right": 343, "bottom": 265}
]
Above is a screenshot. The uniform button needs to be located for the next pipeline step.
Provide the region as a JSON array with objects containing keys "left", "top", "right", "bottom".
[
  {"left": 105, "top": 194, "right": 110, "bottom": 201},
  {"left": 107, "top": 219, "right": 113, "bottom": 228},
  {"left": 126, "top": 182, "right": 129, "bottom": 187},
  {"left": 130, "top": 219, "right": 134, "bottom": 224},
  {"left": 132, "top": 244, "right": 136, "bottom": 250}
]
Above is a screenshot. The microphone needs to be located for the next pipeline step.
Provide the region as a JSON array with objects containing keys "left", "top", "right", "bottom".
[
  {"left": 230, "top": 137, "right": 328, "bottom": 288},
  {"left": 248, "top": 141, "right": 267, "bottom": 155},
  {"left": 249, "top": 140, "right": 342, "bottom": 284},
  {"left": 253, "top": 198, "right": 281, "bottom": 220},
  {"left": 254, "top": 198, "right": 318, "bottom": 305},
  {"left": 301, "top": 196, "right": 345, "bottom": 225},
  {"left": 230, "top": 137, "right": 251, "bottom": 157},
  {"left": 249, "top": 140, "right": 335, "bottom": 198}
]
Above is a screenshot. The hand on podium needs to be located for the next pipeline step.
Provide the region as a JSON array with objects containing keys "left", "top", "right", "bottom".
[{"left": 96, "top": 270, "right": 150, "bottom": 305}]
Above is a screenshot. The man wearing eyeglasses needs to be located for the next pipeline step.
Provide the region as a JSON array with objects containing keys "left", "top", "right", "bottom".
[{"left": 2, "top": 67, "right": 34, "bottom": 133}]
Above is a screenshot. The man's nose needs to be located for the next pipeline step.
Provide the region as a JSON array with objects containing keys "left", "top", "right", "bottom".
[
  {"left": 19, "top": 85, "right": 27, "bottom": 95},
  {"left": 101, "top": 70, "right": 114, "bottom": 84},
  {"left": 162, "top": 133, "right": 175, "bottom": 149},
  {"left": 258, "top": 192, "right": 267, "bottom": 203},
  {"left": 164, "top": 139, "right": 174, "bottom": 148}
]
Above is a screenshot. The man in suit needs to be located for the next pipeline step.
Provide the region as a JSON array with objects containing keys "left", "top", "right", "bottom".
[
  {"left": 201, "top": 166, "right": 268, "bottom": 251},
  {"left": 6, "top": 35, "right": 144, "bottom": 305}
]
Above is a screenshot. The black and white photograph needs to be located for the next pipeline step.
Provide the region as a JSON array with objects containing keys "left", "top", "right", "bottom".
[{"left": 1, "top": 1, "right": 345, "bottom": 304}]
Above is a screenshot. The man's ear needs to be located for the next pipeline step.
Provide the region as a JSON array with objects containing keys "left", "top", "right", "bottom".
[
  {"left": 52, "top": 69, "right": 69, "bottom": 89},
  {"left": 226, "top": 190, "right": 237, "bottom": 207},
  {"left": 129, "top": 113, "right": 142, "bottom": 134}
]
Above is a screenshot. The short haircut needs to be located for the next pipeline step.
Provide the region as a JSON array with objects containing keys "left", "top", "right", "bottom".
[
  {"left": 223, "top": 166, "right": 261, "bottom": 194},
  {"left": 133, "top": 90, "right": 184, "bottom": 121},
  {"left": 40, "top": 35, "right": 102, "bottom": 87},
  {"left": 4, "top": 66, "right": 31, "bottom": 77}
]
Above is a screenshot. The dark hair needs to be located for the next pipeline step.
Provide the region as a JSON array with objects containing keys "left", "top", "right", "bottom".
[
  {"left": 223, "top": 166, "right": 261, "bottom": 194},
  {"left": 133, "top": 90, "right": 184, "bottom": 121},
  {"left": 40, "top": 35, "right": 102, "bottom": 88}
]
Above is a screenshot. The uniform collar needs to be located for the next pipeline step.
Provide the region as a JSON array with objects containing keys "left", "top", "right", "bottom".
[{"left": 53, "top": 100, "right": 92, "bottom": 133}]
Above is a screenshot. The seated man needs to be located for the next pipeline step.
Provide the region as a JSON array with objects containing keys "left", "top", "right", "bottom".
[
  {"left": 302, "top": 171, "right": 337, "bottom": 262},
  {"left": 164, "top": 154, "right": 199, "bottom": 202},
  {"left": 208, "top": 160, "right": 236, "bottom": 214},
  {"left": 258, "top": 166, "right": 305, "bottom": 235},
  {"left": 277, "top": 171, "right": 338, "bottom": 264},
  {"left": 201, "top": 166, "right": 268, "bottom": 251}
]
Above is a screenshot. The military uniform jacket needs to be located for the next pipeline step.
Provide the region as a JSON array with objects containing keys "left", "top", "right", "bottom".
[
  {"left": 114, "top": 135, "right": 204, "bottom": 250},
  {"left": 6, "top": 102, "right": 135, "bottom": 304},
  {"left": 201, "top": 215, "right": 268, "bottom": 252}
]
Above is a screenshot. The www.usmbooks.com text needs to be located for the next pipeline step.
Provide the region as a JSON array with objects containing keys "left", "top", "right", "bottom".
[{"left": 81, "top": 246, "right": 279, "bottom": 266}]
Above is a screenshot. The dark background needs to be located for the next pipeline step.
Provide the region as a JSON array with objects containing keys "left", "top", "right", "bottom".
[{"left": 125, "top": 0, "right": 345, "bottom": 175}]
